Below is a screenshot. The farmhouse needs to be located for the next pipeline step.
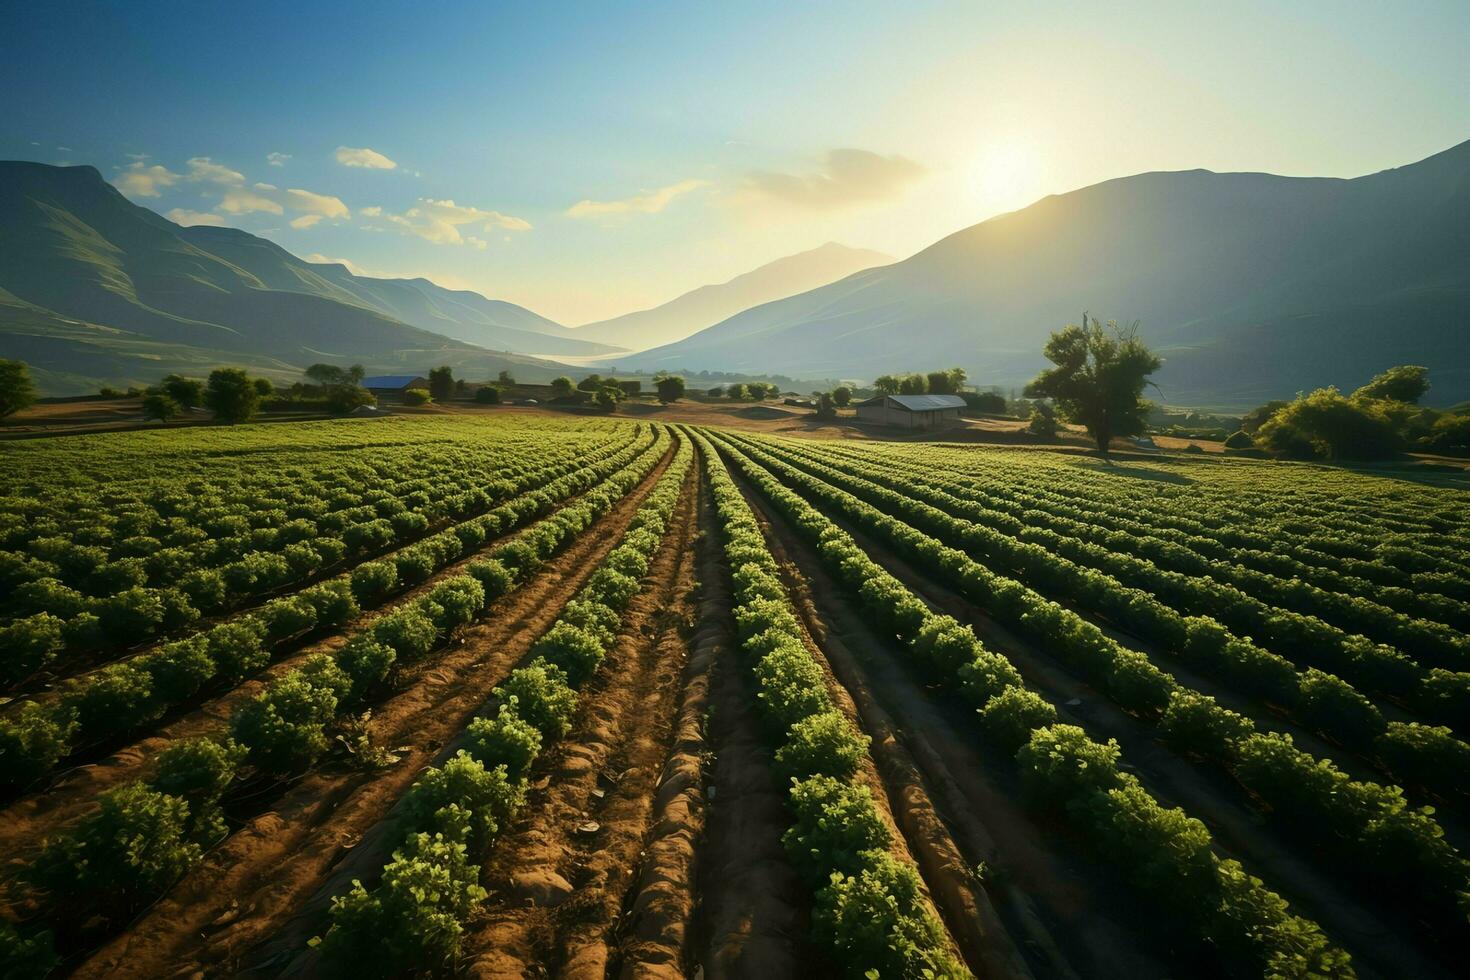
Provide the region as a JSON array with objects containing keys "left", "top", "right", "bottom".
[
  {"left": 855, "top": 393, "right": 967, "bottom": 429},
  {"left": 360, "top": 375, "right": 428, "bottom": 401}
]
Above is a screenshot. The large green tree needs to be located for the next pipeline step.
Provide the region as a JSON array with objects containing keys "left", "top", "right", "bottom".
[
  {"left": 204, "top": 368, "right": 261, "bottom": 423},
  {"left": 1024, "top": 317, "right": 1161, "bottom": 455},
  {"left": 428, "top": 366, "right": 455, "bottom": 402},
  {"left": 0, "top": 359, "right": 39, "bottom": 419},
  {"left": 653, "top": 371, "right": 686, "bottom": 404},
  {"left": 158, "top": 375, "right": 204, "bottom": 409}
]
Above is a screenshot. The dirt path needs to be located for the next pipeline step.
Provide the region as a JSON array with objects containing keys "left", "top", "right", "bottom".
[
  {"left": 455, "top": 463, "right": 700, "bottom": 979},
  {"left": 734, "top": 470, "right": 1171, "bottom": 980},
  {"left": 68, "top": 442, "right": 678, "bottom": 980},
  {"left": 0, "top": 437, "right": 665, "bottom": 868},
  {"left": 783, "top": 483, "right": 1450, "bottom": 980}
]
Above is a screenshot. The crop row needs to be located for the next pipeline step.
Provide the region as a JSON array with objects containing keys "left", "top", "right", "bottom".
[
  {"left": 0, "top": 422, "right": 642, "bottom": 682},
  {"left": 817, "top": 441, "right": 1470, "bottom": 628},
  {"left": 689, "top": 429, "right": 969, "bottom": 979},
  {"left": 914, "top": 446, "right": 1470, "bottom": 590},
  {"left": 0, "top": 427, "right": 667, "bottom": 791},
  {"left": 731, "top": 433, "right": 1470, "bottom": 799},
  {"left": 713, "top": 431, "right": 1470, "bottom": 946},
  {"left": 0, "top": 430, "right": 677, "bottom": 971},
  {"left": 311, "top": 433, "right": 694, "bottom": 975},
  {"left": 702, "top": 430, "right": 1352, "bottom": 978}
]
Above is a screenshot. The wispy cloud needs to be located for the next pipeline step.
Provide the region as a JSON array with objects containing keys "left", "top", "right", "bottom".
[
  {"left": 166, "top": 208, "right": 228, "bottom": 227},
  {"left": 284, "top": 188, "right": 350, "bottom": 218},
  {"left": 358, "top": 206, "right": 383, "bottom": 217},
  {"left": 374, "top": 198, "right": 530, "bottom": 247},
  {"left": 290, "top": 214, "right": 323, "bottom": 229},
  {"left": 335, "top": 146, "right": 397, "bottom": 169},
  {"left": 186, "top": 156, "right": 245, "bottom": 185},
  {"left": 565, "top": 178, "right": 709, "bottom": 218},
  {"left": 743, "top": 148, "right": 924, "bottom": 209},
  {"left": 267, "top": 151, "right": 291, "bottom": 167},
  {"left": 114, "top": 161, "right": 180, "bottom": 197}
]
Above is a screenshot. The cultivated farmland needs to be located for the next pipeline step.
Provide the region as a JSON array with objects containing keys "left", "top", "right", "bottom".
[{"left": 2, "top": 416, "right": 1468, "bottom": 979}]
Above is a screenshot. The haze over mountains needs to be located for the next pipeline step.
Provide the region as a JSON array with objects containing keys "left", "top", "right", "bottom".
[
  {"left": 0, "top": 162, "right": 617, "bottom": 392},
  {"left": 626, "top": 140, "right": 1470, "bottom": 407},
  {"left": 572, "top": 242, "right": 891, "bottom": 353}
]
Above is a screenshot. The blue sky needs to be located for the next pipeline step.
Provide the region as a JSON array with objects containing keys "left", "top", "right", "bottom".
[{"left": 3, "top": 0, "right": 1468, "bottom": 323}]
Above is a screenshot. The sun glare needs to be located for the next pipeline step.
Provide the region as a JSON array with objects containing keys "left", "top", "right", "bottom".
[{"left": 972, "top": 141, "right": 1041, "bottom": 212}]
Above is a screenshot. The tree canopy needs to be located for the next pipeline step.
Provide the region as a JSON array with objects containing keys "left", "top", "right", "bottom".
[
  {"left": 428, "top": 366, "right": 455, "bottom": 402},
  {"left": 204, "top": 369, "right": 261, "bottom": 424},
  {"left": 1024, "top": 317, "right": 1161, "bottom": 455},
  {"left": 0, "top": 358, "right": 39, "bottom": 419},
  {"left": 653, "top": 372, "right": 686, "bottom": 404},
  {"left": 1353, "top": 365, "right": 1429, "bottom": 404}
]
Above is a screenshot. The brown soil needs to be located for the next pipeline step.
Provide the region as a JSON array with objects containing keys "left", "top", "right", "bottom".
[
  {"left": 604, "top": 483, "right": 717, "bottom": 978},
  {"left": 733, "top": 468, "right": 1169, "bottom": 980},
  {"left": 777, "top": 471, "right": 1452, "bottom": 980},
  {"left": 0, "top": 435, "right": 665, "bottom": 869},
  {"left": 65, "top": 441, "right": 679, "bottom": 979},
  {"left": 454, "top": 461, "right": 700, "bottom": 979}
]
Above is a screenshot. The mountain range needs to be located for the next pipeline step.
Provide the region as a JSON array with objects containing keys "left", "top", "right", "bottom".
[
  {"left": 571, "top": 242, "right": 891, "bottom": 352},
  {"left": 624, "top": 140, "right": 1470, "bottom": 407},
  {"left": 0, "top": 162, "right": 620, "bottom": 393}
]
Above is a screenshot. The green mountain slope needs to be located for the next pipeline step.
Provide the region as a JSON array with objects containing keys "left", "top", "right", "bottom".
[
  {"left": 626, "top": 141, "right": 1470, "bottom": 407},
  {"left": 0, "top": 162, "right": 594, "bottom": 393}
]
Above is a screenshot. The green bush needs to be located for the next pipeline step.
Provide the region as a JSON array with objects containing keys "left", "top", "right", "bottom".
[
  {"left": 1160, "top": 691, "right": 1252, "bottom": 759},
  {"left": 782, "top": 774, "right": 890, "bottom": 883},
  {"left": 206, "top": 617, "right": 271, "bottom": 681},
  {"left": 370, "top": 606, "right": 439, "bottom": 661},
  {"left": 0, "top": 702, "right": 77, "bottom": 789},
  {"left": 1223, "top": 430, "right": 1255, "bottom": 449},
  {"left": 530, "top": 622, "right": 605, "bottom": 686},
  {"left": 402, "top": 388, "right": 432, "bottom": 406},
  {"left": 138, "top": 636, "right": 217, "bottom": 703},
  {"left": 464, "top": 705, "right": 542, "bottom": 781},
  {"left": 978, "top": 686, "right": 1058, "bottom": 751},
  {"left": 149, "top": 736, "right": 245, "bottom": 842},
  {"left": 260, "top": 594, "right": 318, "bottom": 640},
  {"left": 66, "top": 662, "right": 162, "bottom": 742},
  {"left": 402, "top": 751, "right": 523, "bottom": 850},
  {"left": 774, "top": 710, "right": 869, "bottom": 782},
  {"left": 302, "top": 579, "right": 360, "bottom": 625},
  {"left": 1375, "top": 722, "right": 1470, "bottom": 792},
  {"left": 0, "top": 612, "right": 66, "bottom": 684},
  {"left": 231, "top": 663, "right": 343, "bottom": 774},
  {"left": 493, "top": 660, "right": 577, "bottom": 739},
  {"left": 1297, "top": 668, "right": 1386, "bottom": 746},
  {"left": 337, "top": 637, "right": 397, "bottom": 702},
  {"left": 350, "top": 559, "right": 398, "bottom": 601},
  {"left": 0, "top": 919, "right": 58, "bottom": 979}
]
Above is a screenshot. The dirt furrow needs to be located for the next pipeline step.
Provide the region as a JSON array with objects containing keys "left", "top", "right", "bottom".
[
  {"left": 453, "top": 464, "right": 699, "bottom": 978},
  {"left": 0, "top": 440, "right": 663, "bottom": 865},
  {"left": 68, "top": 444, "right": 677, "bottom": 980}
]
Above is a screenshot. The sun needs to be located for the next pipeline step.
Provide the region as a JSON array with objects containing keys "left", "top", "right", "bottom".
[{"left": 972, "top": 141, "right": 1041, "bottom": 211}]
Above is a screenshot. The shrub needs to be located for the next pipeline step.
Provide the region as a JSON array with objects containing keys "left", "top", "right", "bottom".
[
  {"left": 149, "top": 736, "right": 245, "bottom": 842},
  {"left": 530, "top": 622, "right": 605, "bottom": 686},
  {"left": 782, "top": 774, "right": 890, "bottom": 883},
  {"left": 34, "top": 782, "right": 202, "bottom": 907},
  {"left": 260, "top": 594, "right": 318, "bottom": 640},
  {"left": 978, "top": 686, "right": 1059, "bottom": 751},
  {"left": 394, "top": 548, "right": 436, "bottom": 585},
  {"left": 775, "top": 710, "right": 869, "bottom": 782},
  {"left": 1298, "top": 668, "right": 1386, "bottom": 746},
  {"left": 206, "top": 617, "right": 271, "bottom": 681},
  {"left": 350, "top": 559, "right": 398, "bottom": 602},
  {"left": 403, "top": 388, "right": 432, "bottom": 406},
  {"left": 318, "top": 814, "right": 485, "bottom": 975},
  {"left": 754, "top": 641, "right": 832, "bottom": 727},
  {"left": 370, "top": 606, "right": 439, "bottom": 661},
  {"left": 493, "top": 661, "right": 578, "bottom": 739},
  {"left": 302, "top": 579, "right": 360, "bottom": 626},
  {"left": 94, "top": 587, "right": 167, "bottom": 644},
  {"left": 231, "top": 667, "right": 342, "bottom": 774},
  {"left": 1160, "top": 691, "right": 1252, "bottom": 759},
  {"left": 426, "top": 577, "right": 484, "bottom": 630},
  {"left": 65, "top": 662, "right": 162, "bottom": 742},
  {"left": 1017, "top": 724, "right": 1122, "bottom": 804},
  {"left": 0, "top": 612, "right": 65, "bottom": 684},
  {"left": 1374, "top": 722, "right": 1470, "bottom": 792},
  {"left": 1223, "top": 430, "right": 1255, "bottom": 449},
  {"left": 402, "top": 751, "right": 523, "bottom": 849},
  {"left": 812, "top": 849, "right": 965, "bottom": 980},
  {"left": 138, "top": 636, "right": 217, "bottom": 703},
  {"left": 0, "top": 702, "right": 77, "bottom": 789},
  {"left": 465, "top": 558, "right": 514, "bottom": 600},
  {"left": 337, "top": 637, "right": 397, "bottom": 702},
  {"left": 464, "top": 705, "right": 542, "bottom": 781},
  {"left": 474, "top": 386, "right": 500, "bottom": 404}
]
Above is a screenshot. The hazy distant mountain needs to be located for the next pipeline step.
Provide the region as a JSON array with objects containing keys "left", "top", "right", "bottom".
[
  {"left": 573, "top": 241, "right": 891, "bottom": 352},
  {"left": 626, "top": 141, "right": 1470, "bottom": 407},
  {"left": 0, "top": 162, "right": 596, "bottom": 392}
]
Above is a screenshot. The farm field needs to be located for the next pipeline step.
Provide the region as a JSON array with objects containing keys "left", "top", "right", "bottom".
[{"left": 2, "top": 416, "right": 1469, "bottom": 978}]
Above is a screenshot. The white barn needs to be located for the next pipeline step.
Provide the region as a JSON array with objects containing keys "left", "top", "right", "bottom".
[{"left": 855, "top": 393, "right": 966, "bottom": 429}]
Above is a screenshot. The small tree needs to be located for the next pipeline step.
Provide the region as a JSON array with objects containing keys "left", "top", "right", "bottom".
[
  {"left": 654, "top": 372, "right": 686, "bottom": 404},
  {"left": 428, "top": 366, "right": 454, "bottom": 401},
  {"left": 831, "top": 386, "right": 852, "bottom": 407},
  {"left": 1354, "top": 365, "right": 1429, "bottom": 404},
  {"left": 815, "top": 392, "right": 836, "bottom": 418},
  {"left": 142, "top": 392, "right": 180, "bottom": 421},
  {"left": 926, "top": 368, "right": 966, "bottom": 395},
  {"left": 576, "top": 373, "right": 603, "bottom": 392},
  {"left": 594, "top": 386, "right": 621, "bottom": 412},
  {"left": 0, "top": 359, "right": 39, "bottom": 419},
  {"left": 1024, "top": 316, "right": 1161, "bottom": 456},
  {"left": 474, "top": 386, "right": 500, "bottom": 404},
  {"left": 158, "top": 375, "right": 204, "bottom": 408},
  {"left": 873, "top": 375, "right": 899, "bottom": 395},
  {"left": 897, "top": 373, "right": 928, "bottom": 395},
  {"left": 550, "top": 376, "right": 575, "bottom": 398},
  {"left": 402, "top": 388, "right": 432, "bottom": 406},
  {"left": 205, "top": 369, "right": 261, "bottom": 423},
  {"left": 1027, "top": 403, "right": 1058, "bottom": 438},
  {"left": 252, "top": 377, "right": 274, "bottom": 398},
  {"left": 497, "top": 370, "right": 515, "bottom": 386},
  {"left": 1241, "top": 400, "right": 1288, "bottom": 433}
]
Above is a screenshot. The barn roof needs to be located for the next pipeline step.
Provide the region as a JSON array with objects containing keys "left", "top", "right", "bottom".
[
  {"left": 361, "top": 375, "right": 424, "bottom": 389},
  {"left": 858, "top": 394, "right": 967, "bottom": 411}
]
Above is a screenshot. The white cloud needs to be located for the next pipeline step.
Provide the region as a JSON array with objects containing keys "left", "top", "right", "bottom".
[
  {"left": 359, "top": 205, "right": 383, "bottom": 217},
  {"left": 166, "top": 208, "right": 228, "bottom": 227},
  {"left": 334, "top": 146, "right": 397, "bottom": 169},
  {"left": 743, "top": 148, "right": 924, "bottom": 209},
  {"left": 565, "top": 178, "right": 709, "bottom": 218},
  {"left": 290, "top": 214, "right": 324, "bottom": 229},
  {"left": 186, "top": 156, "right": 245, "bottom": 185},
  {"left": 284, "top": 188, "right": 350, "bottom": 219},
  {"left": 254, "top": 182, "right": 277, "bottom": 191},
  {"left": 379, "top": 198, "right": 531, "bottom": 246},
  {"left": 125, "top": 152, "right": 149, "bottom": 161},
  {"left": 218, "top": 187, "right": 284, "bottom": 215},
  {"left": 113, "top": 161, "right": 180, "bottom": 198},
  {"left": 267, "top": 152, "right": 291, "bottom": 167}
]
